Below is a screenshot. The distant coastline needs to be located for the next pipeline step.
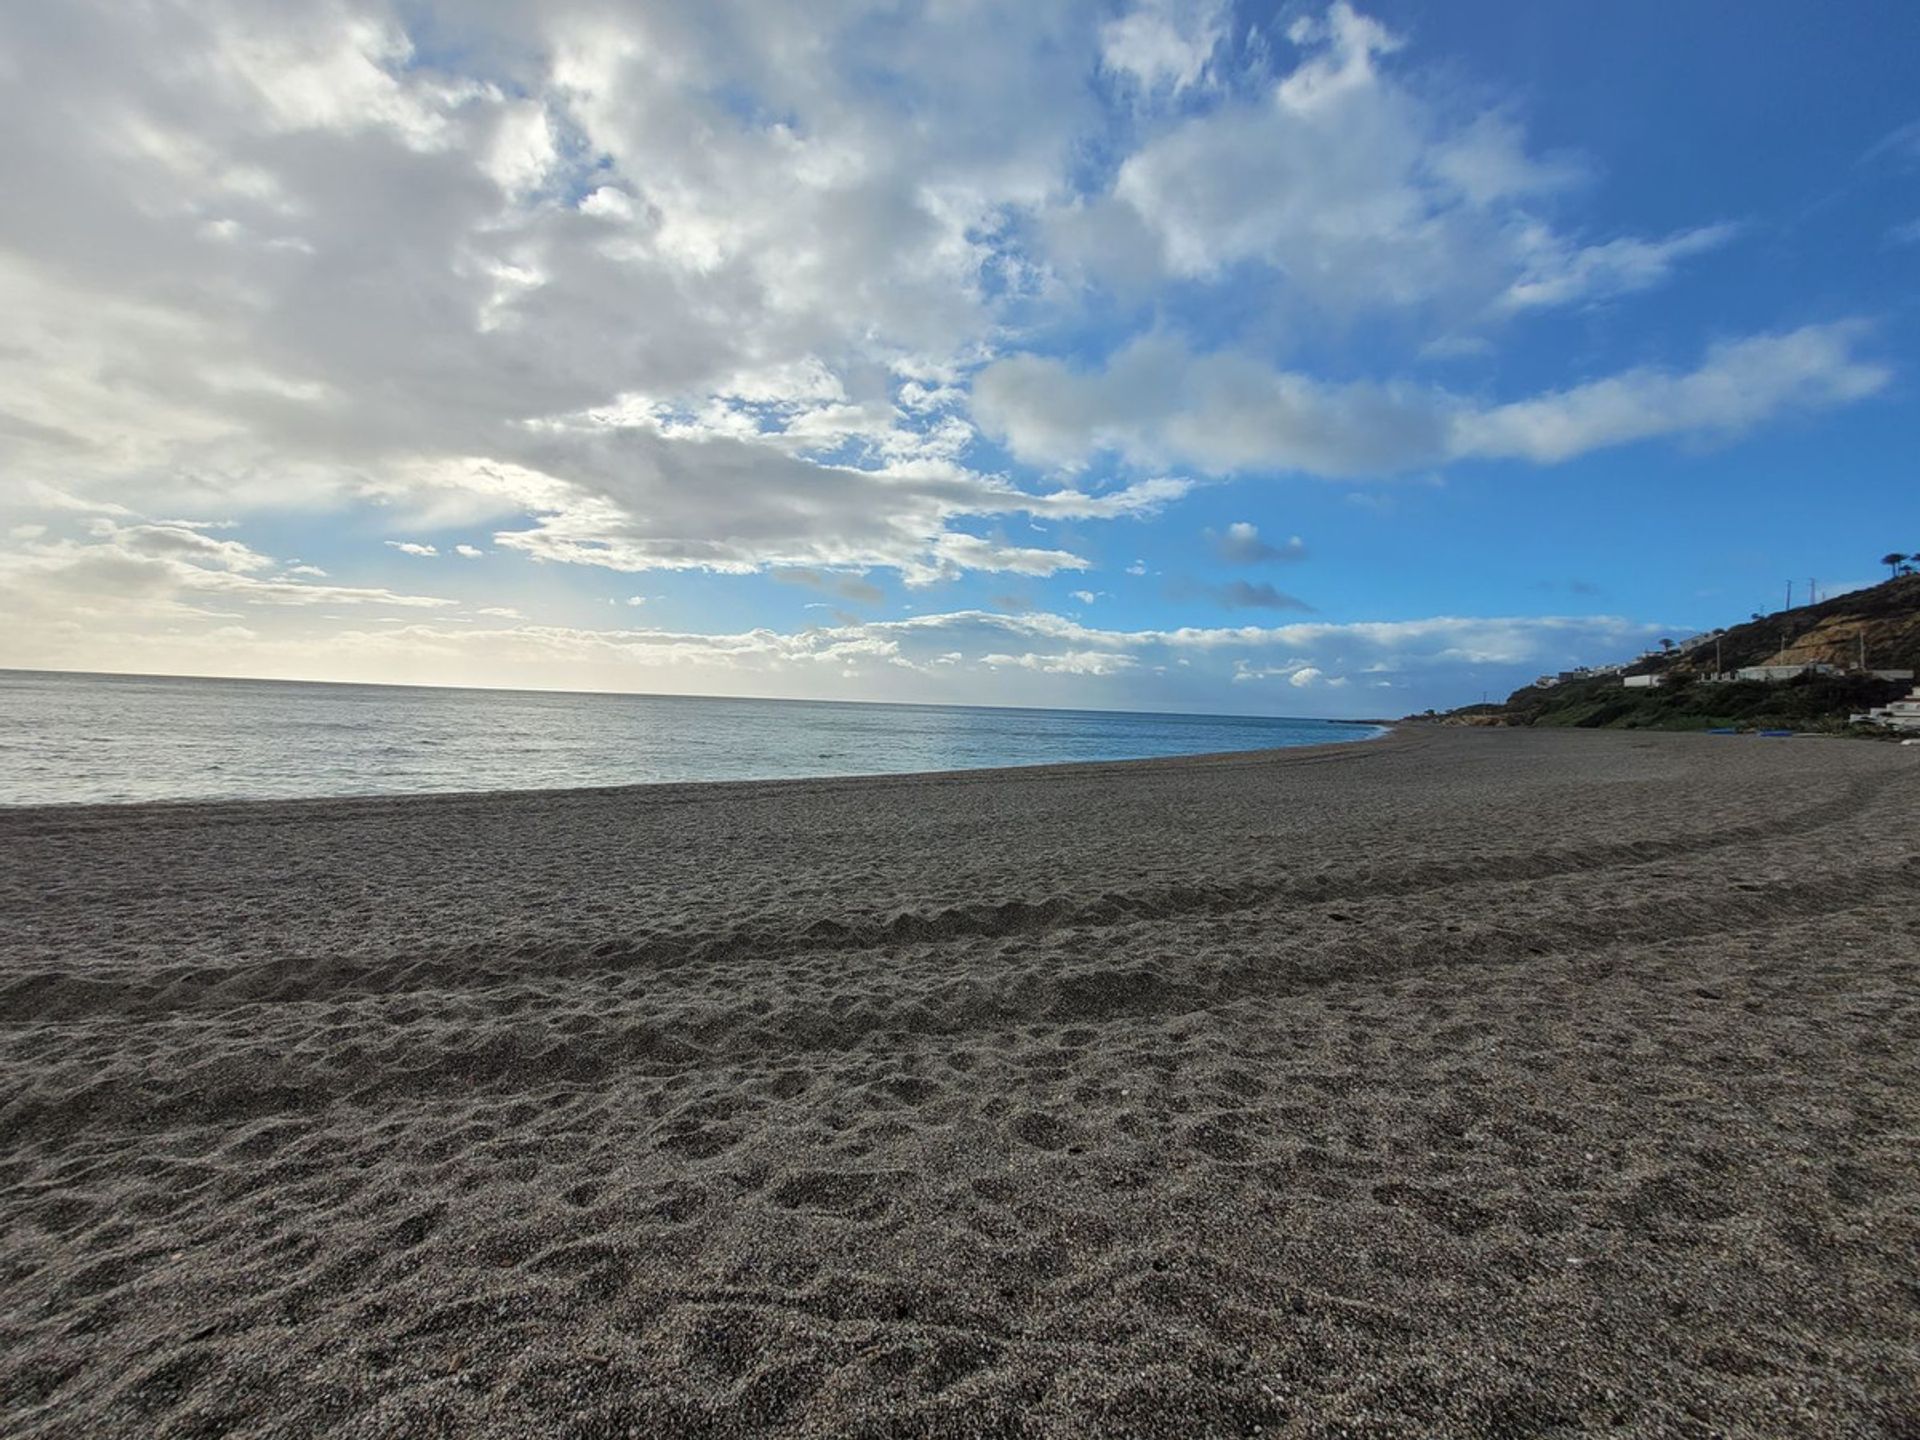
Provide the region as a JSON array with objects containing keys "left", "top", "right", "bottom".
[{"left": 1418, "top": 572, "right": 1920, "bottom": 735}]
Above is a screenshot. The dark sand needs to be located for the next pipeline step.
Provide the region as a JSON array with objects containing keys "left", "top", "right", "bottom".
[{"left": 2, "top": 726, "right": 1918, "bottom": 1438}]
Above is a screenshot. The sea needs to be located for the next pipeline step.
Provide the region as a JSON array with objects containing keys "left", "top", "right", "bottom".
[{"left": 0, "top": 669, "right": 1385, "bottom": 807}]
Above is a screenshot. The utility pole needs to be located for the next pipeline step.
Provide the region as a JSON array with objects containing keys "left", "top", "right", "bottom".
[
  {"left": 1810, "top": 578, "right": 1817, "bottom": 607},
  {"left": 1786, "top": 579, "right": 1793, "bottom": 610}
]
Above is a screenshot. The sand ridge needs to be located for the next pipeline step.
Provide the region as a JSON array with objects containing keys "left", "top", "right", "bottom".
[{"left": 2, "top": 726, "right": 1918, "bottom": 1436}]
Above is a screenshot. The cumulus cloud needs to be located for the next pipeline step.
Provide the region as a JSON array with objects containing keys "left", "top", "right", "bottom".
[
  {"left": 984, "top": 649, "right": 1137, "bottom": 676},
  {"left": 480, "top": 431, "right": 1187, "bottom": 579},
  {"left": 0, "top": 0, "right": 1150, "bottom": 587},
  {"left": 976, "top": 325, "right": 1888, "bottom": 477},
  {"left": 0, "top": 3, "right": 1808, "bottom": 558},
  {"left": 975, "top": 337, "right": 1454, "bottom": 476},
  {"left": 1210, "top": 522, "right": 1307, "bottom": 565},
  {"left": 386, "top": 541, "right": 438, "bottom": 557},
  {"left": 1454, "top": 324, "right": 1890, "bottom": 463},
  {"left": 1050, "top": 2, "right": 1736, "bottom": 323},
  {"left": 1100, "top": 0, "right": 1228, "bottom": 96}
]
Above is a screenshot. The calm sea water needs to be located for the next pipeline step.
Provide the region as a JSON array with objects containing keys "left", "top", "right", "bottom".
[{"left": 0, "top": 670, "right": 1384, "bottom": 807}]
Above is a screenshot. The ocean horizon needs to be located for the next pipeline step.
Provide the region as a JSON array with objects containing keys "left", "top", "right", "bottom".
[{"left": 0, "top": 668, "right": 1385, "bottom": 807}]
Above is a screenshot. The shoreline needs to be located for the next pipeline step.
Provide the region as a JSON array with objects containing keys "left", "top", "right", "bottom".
[
  {"left": 4, "top": 725, "right": 1916, "bottom": 1437},
  {"left": 0, "top": 722, "right": 1400, "bottom": 819}
]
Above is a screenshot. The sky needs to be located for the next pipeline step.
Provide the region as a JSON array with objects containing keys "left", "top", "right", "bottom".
[{"left": 0, "top": 0, "right": 1915, "bottom": 716}]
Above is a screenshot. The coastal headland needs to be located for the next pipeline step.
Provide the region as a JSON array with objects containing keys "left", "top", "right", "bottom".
[{"left": 3, "top": 727, "right": 1917, "bottom": 1436}]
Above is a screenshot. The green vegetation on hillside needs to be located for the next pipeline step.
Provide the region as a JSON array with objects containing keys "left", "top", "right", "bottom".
[
  {"left": 1498, "top": 672, "right": 1910, "bottom": 733},
  {"left": 1421, "top": 571, "right": 1920, "bottom": 733}
]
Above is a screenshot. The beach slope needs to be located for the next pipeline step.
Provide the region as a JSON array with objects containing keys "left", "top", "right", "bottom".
[{"left": 2, "top": 727, "right": 1917, "bottom": 1437}]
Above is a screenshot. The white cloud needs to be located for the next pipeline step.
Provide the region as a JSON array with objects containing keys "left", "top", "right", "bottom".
[
  {"left": 925, "top": 531, "right": 1090, "bottom": 581},
  {"left": 983, "top": 649, "right": 1139, "bottom": 676},
  {"left": 1212, "top": 522, "right": 1307, "bottom": 564},
  {"left": 111, "top": 522, "right": 273, "bottom": 572},
  {"left": 453, "top": 543, "right": 485, "bottom": 558},
  {"left": 1100, "top": 0, "right": 1228, "bottom": 96},
  {"left": 1454, "top": 324, "right": 1890, "bottom": 464},
  {"left": 480, "top": 430, "right": 1184, "bottom": 579},
  {"left": 386, "top": 540, "right": 438, "bottom": 557},
  {"left": 976, "top": 324, "right": 1887, "bottom": 477},
  {"left": 0, "top": 0, "right": 1778, "bottom": 585},
  {"left": 0, "top": 0, "right": 1140, "bottom": 587},
  {"left": 1504, "top": 223, "right": 1741, "bottom": 311},
  {"left": 975, "top": 336, "right": 1451, "bottom": 476},
  {"left": 0, "top": 4, "right": 1866, "bottom": 535},
  {"left": 1053, "top": 2, "right": 1732, "bottom": 322},
  {"left": 0, "top": 523, "right": 455, "bottom": 636}
]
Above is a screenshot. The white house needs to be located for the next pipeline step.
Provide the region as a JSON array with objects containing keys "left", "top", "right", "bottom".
[
  {"left": 1734, "top": 662, "right": 1841, "bottom": 682},
  {"left": 1853, "top": 685, "right": 1920, "bottom": 733}
]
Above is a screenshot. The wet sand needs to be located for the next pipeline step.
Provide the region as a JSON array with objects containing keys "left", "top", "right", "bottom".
[{"left": 2, "top": 726, "right": 1918, "bottom": 1437}]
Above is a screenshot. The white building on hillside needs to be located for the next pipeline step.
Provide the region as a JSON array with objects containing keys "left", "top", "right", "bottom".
[
  {"left": 1853, "top": 685, "right": 1920, "bottom": 733},
  {"left": 1734, "top": 662, "right": 1842, "bottom": 682}
]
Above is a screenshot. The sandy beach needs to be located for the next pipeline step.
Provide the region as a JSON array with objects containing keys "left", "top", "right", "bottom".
[{"left": 2, "top": 725, "right": 1917, "bottom": 1438}]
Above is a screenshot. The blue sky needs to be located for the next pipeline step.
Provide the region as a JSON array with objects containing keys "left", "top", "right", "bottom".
[{"left": 0, "top": 0, "right": 1914, "bottom": 714}]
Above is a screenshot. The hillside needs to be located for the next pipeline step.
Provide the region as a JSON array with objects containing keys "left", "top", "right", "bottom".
[
  {"left": 1424, "top": 572, "right": 1920, "bottom": 733},
  {"left": 1674, "top": 572, "right": 1920, "bottom": 675}
]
